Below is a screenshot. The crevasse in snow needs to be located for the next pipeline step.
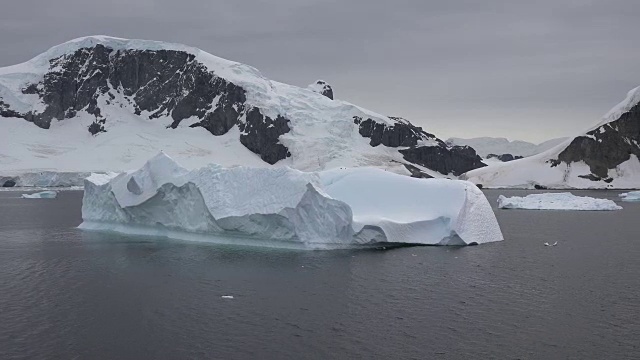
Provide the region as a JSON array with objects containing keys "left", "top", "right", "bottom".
[{"left": 79, "top": 152, "right": 504, "bottom": 248}]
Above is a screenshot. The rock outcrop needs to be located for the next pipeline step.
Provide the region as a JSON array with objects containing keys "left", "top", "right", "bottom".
[
  {"left": 555, "top": 102, "right": 640, "bottom": 180},
  {"left": 464, "top": 86, "right": 640, "bottom": 188},
  {"left": 308, "top": 80, "right": 333, "bottom": 100},
  {"left": 486, "top": 153, "right": 523, "bottom": 162},
  {"left": 353, "top": 116, "right": 486, "bottom": 176}
]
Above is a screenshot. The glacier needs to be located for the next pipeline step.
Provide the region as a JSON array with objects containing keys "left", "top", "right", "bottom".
[
  {"left": 497, "top": 193, "right": 622, "bottom": 211},
  {"left": 79, "top": 153, "right": 504, "bottom": 248}
]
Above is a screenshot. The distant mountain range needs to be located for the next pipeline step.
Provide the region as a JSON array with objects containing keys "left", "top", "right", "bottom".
[{"left": 446, "top": 137, "right": 568, "bottom": 158}]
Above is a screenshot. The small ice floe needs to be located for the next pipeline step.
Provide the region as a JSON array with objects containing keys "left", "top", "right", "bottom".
[
  {"left": 498, "top": 193, "right": 622, "bottom": 211},
  {"left": 221, "top": 295, "right": 234, "bottom": 299},
  {"left": 21, "top": 191, "right": 58, "bottom": 199},
  {"left": 544, "top": 242, "right": 558, "bottom": 247},
  {"left": 619, "top": 191, "right": 640, "bottom": 202}
]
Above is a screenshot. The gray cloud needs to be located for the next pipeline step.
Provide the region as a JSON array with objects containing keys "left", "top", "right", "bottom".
[{"left": 1, "top": 0, "right": 638, "bottom": 142}]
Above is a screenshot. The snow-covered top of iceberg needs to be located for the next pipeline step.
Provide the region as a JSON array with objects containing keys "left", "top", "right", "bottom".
[
  {"left": 497, "top": 193, "right": 622, "bottom": 211},
  {"left": 81, "top": 153, "right": 504, "bottom": 248},
  {"left": 110, "top": 152, "right": 190, "bottom": 207},
  {"left": 319, "top": 168, "right": 502, "bottom": 244}
]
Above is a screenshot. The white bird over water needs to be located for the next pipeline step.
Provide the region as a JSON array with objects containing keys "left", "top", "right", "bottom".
[{"left": 544, "top": 242, "right": 558, "bottom": 246}]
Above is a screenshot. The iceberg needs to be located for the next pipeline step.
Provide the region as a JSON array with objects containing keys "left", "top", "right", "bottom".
[
  {"left": 497, "top": 192, "right": 622, "bottom": 211},
  {"left": 619, "top": 191, "right": 640, "bottom": 202},
  {"left": 79, "top": 153, "right": 504, "bottom": 248},
  {"left": 21, "top": 190, "right": 58, "bottom": 199}
]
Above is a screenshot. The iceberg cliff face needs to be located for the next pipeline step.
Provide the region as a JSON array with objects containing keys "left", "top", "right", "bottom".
[{"left": 80, "top": 153, "right": 503, "bottom": 248}]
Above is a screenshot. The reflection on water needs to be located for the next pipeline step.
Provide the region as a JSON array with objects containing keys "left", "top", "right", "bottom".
[{"left": 1, "top": 190, "right": 639, "bottom": 359}]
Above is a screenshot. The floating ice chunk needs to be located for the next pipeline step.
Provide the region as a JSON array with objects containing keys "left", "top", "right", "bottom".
[
  {"left": 21, "top": 190, "right": 58, "bottom": 199},
  {"left": 221, "top": 295, "right": 234, "bottom": 299},
  {"left": 498, "top": 193, "right": 622, "bottom": 211},
  {"left": 619, "top": 191, "right": 640, "bottom": 202},
  {"left": 79, "top": 153, "right": 504, "bottom": 248}
]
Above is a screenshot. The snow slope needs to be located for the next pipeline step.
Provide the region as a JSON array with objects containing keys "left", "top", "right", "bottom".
[
  {"left": 497, "top": 193, "right": 622, "bottom": 211},
  {"left": 464, "top": 86, "right": 640, "bottom": 189},
  {"left": 447, "top": 137, "right": 568, "bottom": 158},
  {"left": 80, "top": 153, "right": 504, "bottom": 248},
  {"left": 1, "top": 36, "right": 482, "bottom": 182}
]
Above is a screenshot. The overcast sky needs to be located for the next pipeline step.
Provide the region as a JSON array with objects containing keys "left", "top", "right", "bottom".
[{"left": 1, "top": 0, "right": 638, "bottom": 142}]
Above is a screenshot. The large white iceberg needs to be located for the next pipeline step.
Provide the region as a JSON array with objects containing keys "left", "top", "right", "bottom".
[
  {"left": 497, "top": 192, "right": 622, "bottom": 211},
  {"left": 619, "top": 191, "right": 640, "bottom": 202},
  {"left": 79, "top": 153, "right": 504, "bottom": 248}
]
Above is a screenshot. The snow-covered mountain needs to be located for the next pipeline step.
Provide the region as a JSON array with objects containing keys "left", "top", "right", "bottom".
[
  {"left": 464, "top": 87, "right": 640, "bottom": 189},
  {"left": 0, "top": 36, "right": 485, "bottom": 183},
  {"left": 446, "top": 136, "right": 568, "bottom": 158}
]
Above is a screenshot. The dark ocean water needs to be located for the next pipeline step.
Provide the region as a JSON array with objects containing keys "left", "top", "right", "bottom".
[{"left": 0, "top": 189, "right": 639, "bottom": 360}]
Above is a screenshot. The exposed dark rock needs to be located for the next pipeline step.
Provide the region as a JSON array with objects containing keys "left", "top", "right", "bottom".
[
  {"left": 309, "top": 80, "right": 333, "bottom": 100},
  {"left": 400, "top": 145, "right": 486, "bottom": 176},
  {"left": 486, "top": 153, "right": 523, "bottom": 162},
  {"left": 578, "top": 174, "right": 602, "bottom": 182},
  {"left": 239, "top": 108, "right": 291, "bottom": 164},
  {"left": 2, "top": 44, "right": 293, "bottom": 163},
  {"left": 0, "top": 100, "right": 22, "bottom": 119},
  {"left": 548, "top": 159, "right": 561, "bottom": 167},
  {"left": 2, "top": 179, "right": 16, "bottom": 187},
  {"left": 403, "top": 164, "right": 433, "bottom": 178},
  {"left": 556, "top": 102, "right": 640, "bottom": 178},
  {"left": 475, "top": 183, "right": 483, "bottom": 189},
  {"left": 14, "top": 45, "right": 248, "bottom": 133},
  {"left": 355, "top": 116, "right": 440, "bottom": 148},
  {"left": 88, "top": 118, "right": 106, "bottom": 135},
  {"left": 353, "top": 115, "right": 486, "bottom": 175},
  {"left": 534, "top": 184, "right": 548, "bottom": 190}
]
